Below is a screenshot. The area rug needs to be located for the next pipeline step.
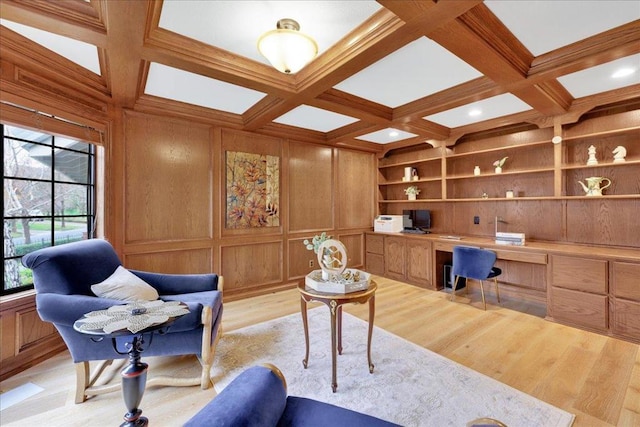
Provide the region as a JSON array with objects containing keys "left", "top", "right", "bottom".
[{"left": 211, "top": 309, "right": 575, "bottom": 427}]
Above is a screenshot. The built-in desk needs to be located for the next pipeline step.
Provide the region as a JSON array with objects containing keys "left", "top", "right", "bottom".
[{"left": 365, "top": 231, "right": 640, "bottom": 344}]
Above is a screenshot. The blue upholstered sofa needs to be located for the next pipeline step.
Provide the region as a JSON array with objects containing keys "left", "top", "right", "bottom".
[{"left": 184, "top": 364, "right": 400, "bottom": 427}]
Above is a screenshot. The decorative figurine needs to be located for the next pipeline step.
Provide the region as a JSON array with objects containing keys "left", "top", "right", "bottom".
[
  {"left": 412, "top": 168, "right": 419, "bottom": 181},
  {"left": 587, "top": 145, "right": 598, "bottom": 166},
  {"left": 613, "top": 146, "right": 627, "bottom": 163},
  {"left": 474, "top": 166, "right": 481, "bottom": 176}
]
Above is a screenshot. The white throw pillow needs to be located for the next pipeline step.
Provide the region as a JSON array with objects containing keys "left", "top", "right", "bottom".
[{"left": 91, "top": 266, "right": 159, "bottom": 302}]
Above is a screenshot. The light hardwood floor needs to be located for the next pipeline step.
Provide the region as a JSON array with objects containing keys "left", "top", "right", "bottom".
[{"left": 1, "top": 277, "right": 638, "bottom": 426}]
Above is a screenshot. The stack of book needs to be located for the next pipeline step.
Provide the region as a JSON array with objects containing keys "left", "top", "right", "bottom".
[{"left": 495, "top": 232, "right": 526, "bottom": 246}]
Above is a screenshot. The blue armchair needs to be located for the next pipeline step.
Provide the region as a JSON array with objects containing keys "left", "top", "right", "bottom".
[
  {"left": 21, "top": 239, "right": 223, "bottom": 403},
  {"left": 184, "top": 364, "right": 400, "bottom": 427}
]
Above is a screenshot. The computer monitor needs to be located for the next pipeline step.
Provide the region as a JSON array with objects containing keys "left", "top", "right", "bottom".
[{"left": 402, "top": 209, "right": 431, "bottom": 231}]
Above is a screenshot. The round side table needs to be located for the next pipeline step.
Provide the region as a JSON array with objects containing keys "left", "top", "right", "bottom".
[{"left": 297, "top": 281, "right": 377, "bottom": 392}]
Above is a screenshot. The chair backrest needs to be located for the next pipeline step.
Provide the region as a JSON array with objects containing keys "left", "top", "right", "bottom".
[
  {"left": 22, "top": 239, "right": 121, "bottom": 296},
  {"left": 452, "top": 246, "right": 497, "bottom": 281}
]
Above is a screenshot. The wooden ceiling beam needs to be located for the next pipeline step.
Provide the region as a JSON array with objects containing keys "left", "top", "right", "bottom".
[
  {"left": 327, "top": 121, "right": 385, "bottom": 142},
  {"left": 529, "top": 21, "right": 640, "bottom": 79},
  {"left": 0, "top": 0, "right": 107, "bottom": 47},
  {"left": 0, "top": 27, "right": 108, "bottom": 97},
  {"left": 102, "top": 0, "right": 149, "bottom": 108},
  {"left": 311, "top": 89, "right": 392, "bottom": 124},
  {"left": 393, "top": 119, "right": 450, "bottom": 140},
  {"left": 244, "top": 1, "right": 481, "bottom": 132},
  {"left": 393, "top": 77, "right": 502, "bottom": 121},
  {"left": 428, "top": 4, "right": 572, "bottom": 116}
]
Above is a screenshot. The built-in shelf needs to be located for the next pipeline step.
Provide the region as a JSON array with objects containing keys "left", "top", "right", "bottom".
[
  {"left": 377, "top": 122, "right": 639, "bottom": 204},
  {"left": 561, "top": 159, "right": 640, "bottom": 170}
]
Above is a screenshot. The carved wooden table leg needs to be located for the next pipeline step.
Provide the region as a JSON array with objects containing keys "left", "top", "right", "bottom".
[
  {"left": 301, "top": 296, "right": 310, "bottom": 369},
  {"left": 330, "top": 300, "right": 338, "bottom": 392},
  {"left": 367, "top": 295, "right": 375, "bottom": 373}
]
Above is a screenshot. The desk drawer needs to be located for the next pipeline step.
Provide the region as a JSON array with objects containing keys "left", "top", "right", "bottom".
[
  {"left": 495, "top": 249, "right": 547, "bottom": 265},
  {"left": 366, "top": 234, "right": 384, "bottom": 255},
  {"left": 551, "top": 255, "right": 607, "bottom": 294},
  {"left": 551, "top": 287, "right": 608, "bottom": 332}
]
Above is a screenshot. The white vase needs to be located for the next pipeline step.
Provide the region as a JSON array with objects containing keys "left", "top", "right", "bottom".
[
  {"left": 495, "top": 166, "right": 502, "bottom": 174},
  {"left": 408, "top": 194, "right": 417, "bottom": 201},
  {"left": 474, "top": 166, "right": 480, "bottom": 176}
]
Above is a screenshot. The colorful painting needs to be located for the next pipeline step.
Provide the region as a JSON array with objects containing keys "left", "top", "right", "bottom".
[{"left": 226, "top": 151, "right": 280, "bottom": 228}]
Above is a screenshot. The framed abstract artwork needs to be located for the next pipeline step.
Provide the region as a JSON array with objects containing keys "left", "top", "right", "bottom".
[{"left": 225, "top": 151, "right": 280, "bottom": 228}]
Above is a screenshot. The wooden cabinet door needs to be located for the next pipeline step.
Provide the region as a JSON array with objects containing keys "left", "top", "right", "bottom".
[
  {"left": 365, "top": 253, "right": 385, "bottom": 276},
  {"left": 550, "top": 287, "right": 608, "bottom": 332},
  {"left": 611, "top": 298, "right": 640, "bottom": 340},
  {"left": 612, "top": 261, "right": 640, "bottom": 300},
  {"left": 406, "top": 239, "right": 432, "bottom": 289},
  {"left": 384, "top": 237, "right": 406, "bottom": 281}
]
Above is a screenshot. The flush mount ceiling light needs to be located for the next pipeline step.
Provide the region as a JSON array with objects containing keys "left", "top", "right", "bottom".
[{"left": 257, "top": 18, "right": 318, "bottom": 74}]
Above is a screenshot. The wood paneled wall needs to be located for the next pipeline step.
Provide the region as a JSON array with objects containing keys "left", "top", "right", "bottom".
[{"left": 113, "top": 110, "right": 376, "bottom": 300}]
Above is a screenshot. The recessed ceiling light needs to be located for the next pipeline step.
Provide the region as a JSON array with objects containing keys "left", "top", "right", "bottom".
[
  {"left": 389, "top": 130, "right": 399, "bottom": 137},
  {"left": 611, "top": 67, "right": 636, "bottom": 79},
  {"left": 468, "top": 109, "right": 482, "bottom": 117}
]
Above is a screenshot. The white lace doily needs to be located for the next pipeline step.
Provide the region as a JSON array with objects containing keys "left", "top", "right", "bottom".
[{"left": 75, "top": 300, "right": 189, "bottom": 334}]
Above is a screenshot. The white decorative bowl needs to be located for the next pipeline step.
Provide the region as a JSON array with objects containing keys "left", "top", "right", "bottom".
[{"left": 305, "top": 269, "right": 370, "bottom": 294}]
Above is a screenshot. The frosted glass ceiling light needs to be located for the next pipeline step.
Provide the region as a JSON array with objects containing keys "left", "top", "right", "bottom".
[{"left": 258, "top": 18, "right": 318, "bottom": 74}]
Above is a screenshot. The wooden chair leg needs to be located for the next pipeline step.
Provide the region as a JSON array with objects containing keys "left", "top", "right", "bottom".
[
  {"left": 494, "top": 277, "right": 501, "bottom": 303},
  {"left": 480, "top": 280, "right": 486, "bottom": 310},
  {"left": 451, "top": 276, "right": 461, "bottom": 301},
  {"left": 75, "top": 362, "right": 90, "bottom": 403},
  {"left": 74, "top": 359, "right": 115, "bottom": 403}
]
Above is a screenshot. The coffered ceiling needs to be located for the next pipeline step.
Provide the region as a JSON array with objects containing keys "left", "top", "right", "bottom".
[{"left": 1, "top": 0, "right": 639, "bottom": 153}]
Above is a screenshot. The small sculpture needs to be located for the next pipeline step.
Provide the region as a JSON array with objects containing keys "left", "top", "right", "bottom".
[
  {"left": 587, "top": 145, "right": 598, "bottom": 166},
  {"left": 613, "top": 146, "right": 627, "bottom": 163}
]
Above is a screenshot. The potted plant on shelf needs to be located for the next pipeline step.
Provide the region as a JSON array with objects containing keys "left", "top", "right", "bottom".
[
  {"left": 493, "top": 156, "right": 508, "bottom": 174},
  {"left": 404, "top": 185, "right": 420, "bottom": 201}
]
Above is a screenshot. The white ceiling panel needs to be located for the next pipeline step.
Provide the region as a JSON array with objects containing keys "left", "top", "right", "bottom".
[
  {"left": 273, "top": 105, "right": 358, "bottom": 132},
  {"left": 356, "top": 128, "right": 418, "bottom": 144},
  {"left": 158, "top": 0, "right": 381, "bottom": 68},
  {"left": 334, "top": 37, "right": 483, "bottom": 108},
  {"left": 424, "top": 94, "right": 532, "bottom": 129},
  {"left": 145, "top": 63, "right": 266, "bottom": 114},
  {"left": 485, "top": 1, "right": 640, "bottom": 56},
  {"left": 0, "top": 19, "right": 100, "bottom": 75},
  {"left": 558, "top": 54, "right": 640, "bottom": 99}
]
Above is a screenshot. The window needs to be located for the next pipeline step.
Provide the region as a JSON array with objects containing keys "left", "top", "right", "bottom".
[{"left": 3, "top": 124, "right": 96, "bottom": 295}]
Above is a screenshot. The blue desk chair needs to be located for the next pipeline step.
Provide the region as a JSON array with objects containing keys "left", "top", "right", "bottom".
[{"left": 451, "top": 246, "right": 501, "bottom": 310}]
